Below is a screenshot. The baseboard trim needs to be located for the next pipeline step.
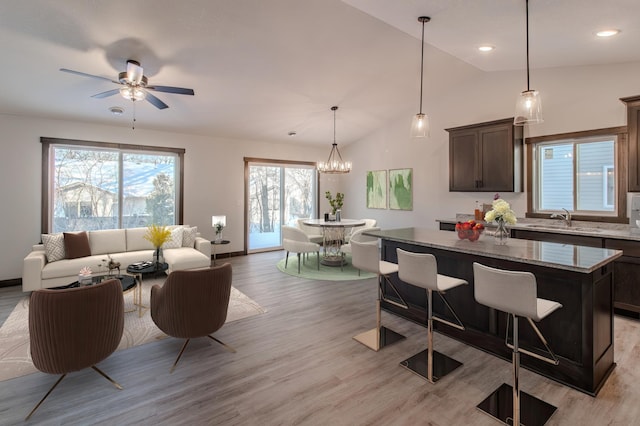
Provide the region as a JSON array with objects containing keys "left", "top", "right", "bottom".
[
  {"left": 0, "top": 278, "right": 21, "bottom": 288},
  {"left": 211, "top": 250, "right": 244, "bottom": 261}
]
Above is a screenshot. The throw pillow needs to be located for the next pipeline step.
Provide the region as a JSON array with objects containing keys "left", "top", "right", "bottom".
[
  {"left": 64, "top": 231, "right": 92, "bottom": 259},
  {"left": 42, "top": 233, "right": 66, "bottom": 262},
  {"left": 163, "top": 227, "right": 183, "bottom": 249},
  {"left": 182, "top": 226, "right": 198, "bottom": 247}
]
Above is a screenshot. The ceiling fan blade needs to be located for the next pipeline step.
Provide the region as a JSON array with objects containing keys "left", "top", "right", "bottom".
[
  {"left": 126, "top": 61, "right": 144, "bottom": 85},
  {"left": 91, "top": 89, "right": 121, "bottom": 99},
  {"left": 145, "top": 91, "right": 169, "bottom": 109},
  {"left": 60, "top": 68, "right": 119, "bottom": 84},
  {"left": 146, "top": 86, "right": 195, "bottom": 96}
]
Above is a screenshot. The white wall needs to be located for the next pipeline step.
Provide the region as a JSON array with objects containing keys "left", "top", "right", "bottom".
[
  {"left": 0, "top": 114, "right": 326, "bottom": 281},
  {"left": 340, "top": 61, "right": 640, "bottom": 229},
  {"left": 4, "top": 60, "right": 639, "bottom": 281}
]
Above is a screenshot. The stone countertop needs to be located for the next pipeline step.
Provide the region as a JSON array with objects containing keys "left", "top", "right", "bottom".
[
  {"left": 366, "top": 227, "right": 622, "bottom": 273},
  {"left": 437, "top": 216, "right": 640, "bottom": 242}
]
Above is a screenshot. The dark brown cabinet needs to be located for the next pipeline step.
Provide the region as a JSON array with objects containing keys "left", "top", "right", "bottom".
[
  {"left": 605, "top": 239, "right": 640, "bottom": 316},
  {"left": 446, "top": 118, "right": 523, "bottom": 192},
  {"left": 512, "top": 227, "right": 640, "bottom": 317},
  {"left": 621, "top": 95, "right": 640, "bottom": 192}
]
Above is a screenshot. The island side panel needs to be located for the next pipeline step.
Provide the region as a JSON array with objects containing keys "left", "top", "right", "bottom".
[{"left": 380, "top": 238, "right": 614, "bottom": 396}]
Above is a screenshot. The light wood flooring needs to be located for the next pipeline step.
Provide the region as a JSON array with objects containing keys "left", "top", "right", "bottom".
[{"left": 1, "top": 251, "right": 639, "bottom": 425}]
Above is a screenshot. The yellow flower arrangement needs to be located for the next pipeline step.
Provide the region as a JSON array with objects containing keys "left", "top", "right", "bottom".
[{"left": 143, "top": 224, "right": 172, "bottom": 248}]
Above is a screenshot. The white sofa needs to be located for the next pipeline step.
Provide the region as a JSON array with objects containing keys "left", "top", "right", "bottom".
[{"left": 22, "top": 226, "right": 212, "bottom": 292}]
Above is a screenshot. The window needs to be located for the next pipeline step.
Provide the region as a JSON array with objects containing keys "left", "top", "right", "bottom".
[
  {"left": 42, "top": 138, "right": 185, "bottom": 233},
  {"left": 526, "top": 127, "right": 627, "bottom": 222}
]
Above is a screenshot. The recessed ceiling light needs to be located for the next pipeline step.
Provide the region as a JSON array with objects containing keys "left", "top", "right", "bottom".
[
  {"left": 596, "top": 29, "right": 620, "bottom": 38},
  {"left": 478, "top": 45, "right": 495, "bottom": 52},
  {"left": 109, "top": 106, "right": 124, "bottom": 115}
]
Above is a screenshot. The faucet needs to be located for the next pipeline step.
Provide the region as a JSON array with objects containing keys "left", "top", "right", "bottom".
[{"left": 551, "top": 208, "right": 572, "bottom": 227}]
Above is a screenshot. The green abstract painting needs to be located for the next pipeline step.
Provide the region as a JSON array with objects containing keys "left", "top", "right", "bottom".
[
  {"left": 389, "top": 168, "right": 413, "bottom": 210},
  {"left": 366, "top": 170, "right": 387, "bottom": 209}
]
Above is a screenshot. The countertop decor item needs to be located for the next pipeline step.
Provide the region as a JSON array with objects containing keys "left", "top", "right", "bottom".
[
  {"left": 484, "top": 196, "right": 517, "bottom": 245},
  {"left": 455, "top": 220, "right": 484, "bottom": 242}
]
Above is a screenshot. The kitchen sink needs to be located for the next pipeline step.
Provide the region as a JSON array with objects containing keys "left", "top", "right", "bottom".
[{"left": 520, "top": 224, "right": 601, "bottom": 233}]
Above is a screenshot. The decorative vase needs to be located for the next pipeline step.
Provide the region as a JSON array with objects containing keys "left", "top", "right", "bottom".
[
  {"left": 153, "top": 247, "right": 164, "bottom": 266},
  {"left": 494, "top": 219, "right": 509, "bottom": 245}
]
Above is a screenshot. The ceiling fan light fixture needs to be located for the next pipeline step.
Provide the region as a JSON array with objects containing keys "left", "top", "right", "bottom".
[
  {"left": 411, "top": 16, "right": 431, "bottom": 139},
  {"left": 514, "top": 0, "right": 543, "bottom": 126},
  {"left": 120, "top": 86, "right": 146, "bottom": 102},
  {"left": 318, "top": 106, "right": 351, "bottom": 174}
]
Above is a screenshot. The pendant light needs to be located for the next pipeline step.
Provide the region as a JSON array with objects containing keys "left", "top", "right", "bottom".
[
  {"left": 410, "top": 16, "right": 430, "bottom": 138},
  {"left": 317, "top": 106, "right": 351, "bottom": 174},
  {"left": 514, "top": 0, "right": 543, "bottom": 125}
]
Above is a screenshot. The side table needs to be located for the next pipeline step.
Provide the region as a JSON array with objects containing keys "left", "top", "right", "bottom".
[
  {"left": 211, "top": 240, "right": 230, "bottom": 265},
  {"left": 126, "top": 262, "right": 169, "bottom": 317}
]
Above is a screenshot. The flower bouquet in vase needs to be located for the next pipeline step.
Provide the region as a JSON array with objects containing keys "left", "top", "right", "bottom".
[
  {"left": 484, "top": 194, "right": 517, "bottom": 245},
  {"left": 144, "top": 224, "right": 171, "bottom": 267}
]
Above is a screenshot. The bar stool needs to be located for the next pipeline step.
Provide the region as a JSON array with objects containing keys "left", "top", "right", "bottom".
[
  {"left": 473, "top": 262, "right": 562, "bottom": 426},
  {"left": 396, "top": 248, "right": 467, "bottom": 383},
  {"left": 351, "top": 240, "right": 407, "bottom": 351}
]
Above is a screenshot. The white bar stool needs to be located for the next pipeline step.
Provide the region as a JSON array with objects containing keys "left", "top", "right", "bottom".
[
  {"left": 473, "top": 262, "right": 562, "bottom": 426},
  {"left": 396, "top": 248, "right": 467, "bottom": 383},
  {"left": 351, "top": 240, "right": 407, "bottom": 351}
]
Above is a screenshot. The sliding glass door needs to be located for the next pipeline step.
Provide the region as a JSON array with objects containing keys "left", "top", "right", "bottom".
[{"left": 246, "top": 159, "right": 318, "bottom": 252}]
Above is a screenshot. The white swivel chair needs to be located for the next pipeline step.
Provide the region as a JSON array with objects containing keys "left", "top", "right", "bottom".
[
  {"left": 345, "top": 219, "right": 377, "bottom": 242},
  {"left": 340, "top": 227, "right": 380, "bottom": 271},
  {"left": 282, "top": 225, "right": 320, "bottom": 274},
  {"left": 473, "top": 262, "right": 562, "bottom": 426},
  {"left": 351, "top": 240, "right": 407, "bottom": 351},
  {"left": 396, "top": 248, "right": 467, "bottom": 383},
  {"left": 296, "top": 219, "right": 324, "bottom": 245}
]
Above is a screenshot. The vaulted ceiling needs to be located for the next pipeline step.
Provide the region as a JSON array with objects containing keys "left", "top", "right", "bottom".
[{"left": 1, "top": 0, "right": 637, "bottom": 146}]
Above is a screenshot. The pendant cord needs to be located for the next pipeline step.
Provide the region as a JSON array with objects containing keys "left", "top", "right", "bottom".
[
  {"left": 419, "top": 18, "right": 425, "bottom": 114},
  {"left": 525, "top": 0, "right": 530, "bottom": 91}
]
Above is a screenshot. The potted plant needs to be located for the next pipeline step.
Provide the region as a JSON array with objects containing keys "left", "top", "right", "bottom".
[{"left": 325, "top": 191, "right": 344, "bottom": 217}]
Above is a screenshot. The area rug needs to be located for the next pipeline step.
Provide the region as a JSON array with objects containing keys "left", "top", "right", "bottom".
[
  {"left": 276, "top": 252, "right": 375, "bottom": 281},
  {"left": 0, "top": 277, "right": 265, "bottom": 382}
]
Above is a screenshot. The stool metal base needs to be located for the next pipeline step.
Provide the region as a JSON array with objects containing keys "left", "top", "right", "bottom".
[
  {"left": 353, "top": 326, "right": 405, "bottom": 352},
  {"left": 399, "top": 349, "right": 462, "bottom": 383},
  {"left": 477, "top": 383, "right": 557, "bottom": 426}
]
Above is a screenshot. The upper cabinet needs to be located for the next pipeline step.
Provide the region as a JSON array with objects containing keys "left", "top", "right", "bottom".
[
  {"left": 621, "top": 95, "right": 640, "bottom": 192},
  {"left": 446, "top": 118, "right": 523, "bottom": 192}
]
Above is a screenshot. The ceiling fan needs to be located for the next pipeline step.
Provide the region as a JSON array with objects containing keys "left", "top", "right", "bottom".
[{"left": 60, "top": 59, "right": 195, "bottom": 109}]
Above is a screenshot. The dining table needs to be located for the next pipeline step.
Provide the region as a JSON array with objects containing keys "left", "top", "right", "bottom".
[{"left": 302, "top": 218, "right": 365, "bottom": 266}]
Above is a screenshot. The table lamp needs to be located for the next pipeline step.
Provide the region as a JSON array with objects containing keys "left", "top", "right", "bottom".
[{"left": 212, "top": 215, "right": 226, "bottom": 242}]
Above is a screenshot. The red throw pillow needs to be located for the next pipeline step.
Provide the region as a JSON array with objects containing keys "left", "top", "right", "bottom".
[{"left": 63, "top": 231, "right": 91, "bottom": 259}]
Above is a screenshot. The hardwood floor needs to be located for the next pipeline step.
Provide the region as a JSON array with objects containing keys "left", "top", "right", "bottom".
[{"left": 1, "top": 251, "right": 639, "bottom": 425}]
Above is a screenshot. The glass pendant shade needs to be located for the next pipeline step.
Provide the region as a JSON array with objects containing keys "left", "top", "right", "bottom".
[
  {"left": 514, "top": 89, "right": 543, "bottom": 125},
  {"left": 410, "top": 113, "right": 429, "bottom": 138}
]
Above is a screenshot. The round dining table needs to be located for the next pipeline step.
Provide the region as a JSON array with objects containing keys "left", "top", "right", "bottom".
[{"left": 303, "top": 218, "right": 365, "bottom": 266}]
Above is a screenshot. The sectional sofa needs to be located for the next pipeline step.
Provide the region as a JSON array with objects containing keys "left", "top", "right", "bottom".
[{"left": 22, "top": 226, "right": 211, "bottom": 292}]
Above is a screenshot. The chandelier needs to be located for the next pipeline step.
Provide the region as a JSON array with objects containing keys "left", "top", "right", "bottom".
[{"left": 317, "top": 106, "right": 351, "bottom": 174}]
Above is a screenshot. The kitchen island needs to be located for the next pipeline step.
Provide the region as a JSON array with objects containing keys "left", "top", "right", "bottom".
[{"left": 366, "top": 228, "right": 623, "bottom": 396}]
